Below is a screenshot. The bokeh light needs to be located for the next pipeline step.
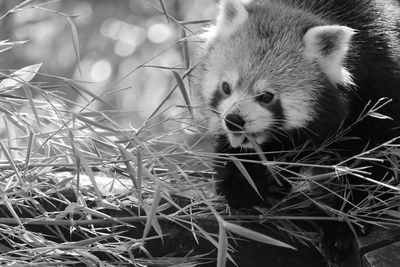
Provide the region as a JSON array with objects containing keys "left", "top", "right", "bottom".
[
  {"left": 147, "top": 23, "right": 171, "bottom": 43},
  {"left": 90, "top": 60, "right": 112, "bottom": 82}
]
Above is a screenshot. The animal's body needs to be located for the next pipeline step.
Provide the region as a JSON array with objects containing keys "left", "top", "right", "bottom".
[{"left": 194, "top": 0, "right": 400, "bottom": 264}]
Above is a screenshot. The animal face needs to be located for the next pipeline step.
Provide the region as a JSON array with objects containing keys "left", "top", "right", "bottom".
[{"left": 196, "top": 0, "right": 354, "bottom": 149}]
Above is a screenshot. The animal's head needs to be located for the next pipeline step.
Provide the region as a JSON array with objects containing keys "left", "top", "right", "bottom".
[{"left": 196, "top": 0, "right": 355, "bottom": 149}]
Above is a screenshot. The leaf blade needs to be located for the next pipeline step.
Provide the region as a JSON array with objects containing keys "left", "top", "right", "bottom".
[
  {"left": 229, "top": 155, "right": 264, "bottom": 200},
  {"left": 223, "top": 221, "right": 296, "bottom": 250},
  {"left": 67, "top": 16, "right": 82, "bottom": 77},
  {"left": 172, "top": 70, "right": 193, "bottom": 118},
  {"left": 0, "top": 63, "right": 42, "bottom": 88}
]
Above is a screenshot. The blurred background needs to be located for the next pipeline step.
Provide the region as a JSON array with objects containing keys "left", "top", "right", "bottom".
[{"left": 0, "top": 0, "right": 216, "bottom": 132}]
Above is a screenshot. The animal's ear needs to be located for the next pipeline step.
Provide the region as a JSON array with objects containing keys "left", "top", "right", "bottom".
[
  {"left": 303, "top": 25, "right": 356, "bottom": 86},
  {"left": 215, "top": 0, "right": 249, "bottom": 38}
]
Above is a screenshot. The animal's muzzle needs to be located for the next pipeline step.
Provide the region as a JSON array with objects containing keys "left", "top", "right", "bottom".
[{"left": 224, "top": 114, "right": 245, "bottom": 132}]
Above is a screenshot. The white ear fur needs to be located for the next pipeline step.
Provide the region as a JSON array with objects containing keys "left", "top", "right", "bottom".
[
  {"left": 304, "top": 25, "right": 356, "bottom": 86},
  {"left": 215, "top": 0, "right": 249, "bottom": 38}
]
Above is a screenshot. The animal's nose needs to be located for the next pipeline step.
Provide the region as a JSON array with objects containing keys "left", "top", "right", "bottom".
[{"left": 224, "top": 114, "right": 245, "bottom": 132}]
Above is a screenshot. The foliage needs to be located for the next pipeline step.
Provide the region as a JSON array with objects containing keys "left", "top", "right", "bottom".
[{"left": 0, "top": 1, "right": 399, "bottom": 267}]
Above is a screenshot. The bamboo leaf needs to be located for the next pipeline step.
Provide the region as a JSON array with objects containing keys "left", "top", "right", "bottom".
[
  {"left": 248, "top": 136, "right": 283, "bottom": 187},
  {"left": 20, "top": 232, "right": 48, "bottom": 247},
  {"left": 144, "top": 86, "right": 177, "bottom": 124},
  {"left": 67, "top": 16, "right": 82, "bottom": 77},
  {"left": 117, "top": 144, "right": 138, "bottom": 189},
  {"left": 66, "top": 81, "right": 116, "bottom": 109},
  {"left": 137, "top": 150, "right": 143, "bottom": 206},
  {"left": 217, "top": 220, "right": 228, "bottom": 267},
  {"left": 172, "top": 70, "right": 193, "bottom": 118},
  {"left": 0, "top": 40, "right": 28, "bottom": 54},
  {"left": 0, "top": 63, "right": 42, "bottom": 88},
  {"left": 179, "top": 28, "right": 191, "bottom": 69},
  {"left": 74, "top": 113, "right": 117, "bottom": 132},
  {"left": 223, "top": 221, "right": 296, "bottom": 250},
  {"left": 369, "top": 112, "right": 393, "bottom": 120},
  {"left": 0, "top": 185, "right": 24, "bottom": 229},
  {"left": 98, "top": 199, "right": 120, "bottom": 210},
  {"left": 23, "top": 130, "right": 34, "bottom": 178},
  {"left": 79, "top": 206, "right": 120, "bottom": 219},
  {"left": 229, "top": 155, "right": 263, "bottom": 199},
  {"left": 158, "top": 0, "right": 171, "bottom": 26},
  {"left": 0, "top": 141, "right": 22, "bottom": 182},
  {"left": 386, "top": 210, "right": 400, "bottom": 218},
  {"left": 57, "top": 231, "right": 126, "bottom": 249},
  {"left": 22, "top": 84, "right": 41, "bottom": 126},
  {"left": 75, "top": 148, "right": 102, "bottom": 200},
  {"left": 142, "top": 182, "right": 163, "bottom": 239}
]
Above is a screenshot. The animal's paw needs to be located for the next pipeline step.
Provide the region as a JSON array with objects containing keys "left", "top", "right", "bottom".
[
  {"left": 321, "top": 222, "right": 356, "bottom": 264},
  {"left": 215, "top": 162, "right": 269, "bottom": 209},
  {"left": 216, "top": 174, "right": 265, "bottom": 209}
]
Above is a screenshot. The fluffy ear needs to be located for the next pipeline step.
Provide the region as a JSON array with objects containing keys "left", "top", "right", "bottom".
[
  {"left": 304, "top": 25, "right": 356, "bottom": 86},
  {"left": 215, "top": 0, "right": 249, "bottom": 38}
]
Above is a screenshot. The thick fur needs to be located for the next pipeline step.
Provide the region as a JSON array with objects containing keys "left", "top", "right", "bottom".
[{"left": 194, "top": 0, "right": 400, "bottom": 264}]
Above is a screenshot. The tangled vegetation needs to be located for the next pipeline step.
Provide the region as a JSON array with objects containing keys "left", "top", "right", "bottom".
[{"left": 0, "top": 1, "right": 399, "bottom": 267}]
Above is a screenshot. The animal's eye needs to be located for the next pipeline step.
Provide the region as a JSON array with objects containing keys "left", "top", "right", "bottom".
[
  {"left": 257, "top": 91, "right": 274, "bottom": 104},
  {"left": 221, "top": 82, "right": 231, "bottom": 95}
]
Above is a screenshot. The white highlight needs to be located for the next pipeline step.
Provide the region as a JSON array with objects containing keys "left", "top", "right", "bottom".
[
  {"left": 215, "top": 0, "right": 249, "bottom": 38},
  {"left": 304, "top": 25, "right": 355, "bottom": 86},
  {"left": 90, "top": 60, "right": 112, "bottom": 82},
  {"left": 281, "top": 90, "right": 315, "bottom": 129},
  {"left": 147, "top": 23, "right": 172, "bottom": 43}
]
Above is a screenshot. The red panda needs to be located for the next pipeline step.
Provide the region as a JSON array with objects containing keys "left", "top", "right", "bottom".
[{"left": 194, "top": 0, "right": 400, "bottom": 264}]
